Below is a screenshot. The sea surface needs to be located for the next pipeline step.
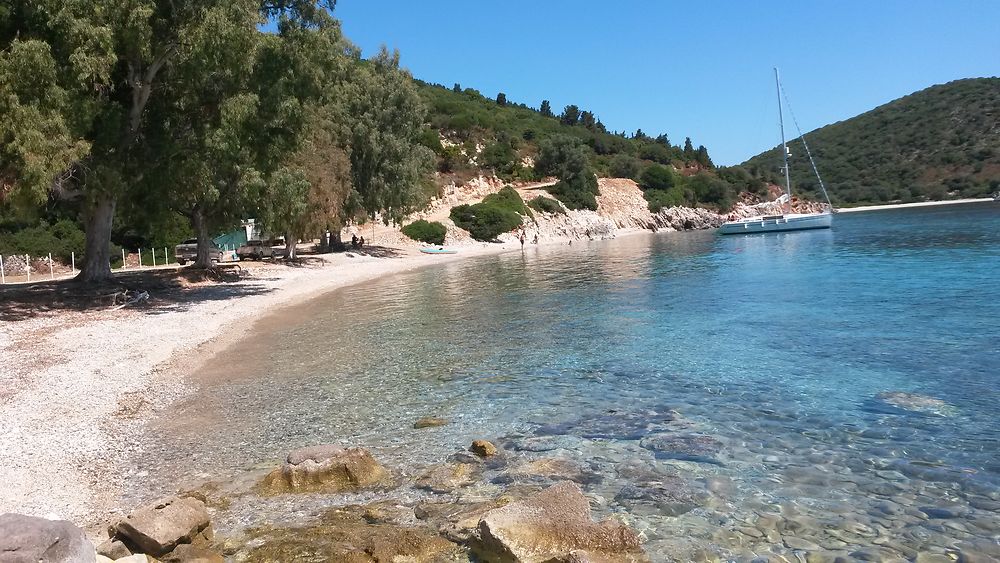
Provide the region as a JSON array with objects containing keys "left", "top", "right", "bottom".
[{"left": 137, "top": 202, "right": 1000, "bottom": 561}]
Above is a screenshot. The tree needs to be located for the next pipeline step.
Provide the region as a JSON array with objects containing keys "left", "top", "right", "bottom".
[
  {"left": 339, "top": 47, "right": 435, "bottom": 226},
  {"left": 496, "top": 92, "right": 507, "bottom": 106},
  {"left": 683, "top": 137, "right": 695, "bottom": 160},
  {"left": 580, "top": 110, "right": 596, "bottom": 130},
  {"left": 634, "top": 129, "right": 648, "bottom": 140},
  {"left": 695, "top": 145, "right": 714, "bottom": 168},
  {"left": 560, "top": 104, "right": 580, "bottom": 126},
  {"left": 539, "top": 99, "right": 553, "bottom": 117},
  {"left": 453, "top": 82, "right": 461, "bottom": 93},
  {"left": 535, "top": 135, "right": 599, "bottom": 210},
  {"left": 655, "top": 134, "right": 670, "bottom": 146},
  {"left": 609, "top": 155, "right": 641, "bottom": 179}
]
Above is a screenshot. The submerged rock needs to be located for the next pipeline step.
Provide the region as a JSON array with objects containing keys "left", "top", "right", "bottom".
[
  {"left": 613, "top": 477, "right": 709, "bottom": 517},
  {"left": 475, "top": 482, "right": 646, "bottom": 562},
  {"left": 0, "top": 513, "right": 95, "bottom": 563},
  {"left": 470, "top": 440, "right": 499, "bottom": 458},
  {"left": 413, "top": 416, "right": 449, "bottom": 429},
  {"left": 639, "top": 433, "right": 724, "bottom": 464},
  {"left": 109, "top": 496, "right": 212, "bottom": 557},
  {"left": 237, "top": 506, "right": 462, "bottom": 562},
  {"left": 495, "top": 457, "right": 602, "bottom": 486},
  {"left": 534, "top": 408, "right": 678, "bottom": 441},
  {"left": 875, "top": 392, "right": 957, "bottom": 416},
  {"left": 258, "top": 445, "right": 392, "bottom": 494},
  {"left": 415, "top": 463, "right": 481, "bottom": 494}
]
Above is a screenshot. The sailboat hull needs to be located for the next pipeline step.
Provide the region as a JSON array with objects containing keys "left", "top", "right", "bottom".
[{"left": 718, "top": 212, "right": 832, "bottom": 235}]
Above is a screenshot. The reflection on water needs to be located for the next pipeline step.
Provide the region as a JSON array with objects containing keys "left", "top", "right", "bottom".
[{"left": 136, "top": 203, "right": 1000, "bottom": 561}]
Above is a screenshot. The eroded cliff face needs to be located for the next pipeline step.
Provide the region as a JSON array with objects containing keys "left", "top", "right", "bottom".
[{"left": 402, "top": 175, "right": 824, "bottom": 246}]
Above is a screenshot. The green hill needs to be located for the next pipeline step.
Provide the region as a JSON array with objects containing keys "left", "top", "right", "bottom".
[{"left": 742, "top": 78, "right": 1000, "bottom": 205}]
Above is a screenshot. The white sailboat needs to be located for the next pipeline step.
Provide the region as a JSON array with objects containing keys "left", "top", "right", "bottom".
[{"left": 719, "top": 68, "right": 833, "bottom": 235}]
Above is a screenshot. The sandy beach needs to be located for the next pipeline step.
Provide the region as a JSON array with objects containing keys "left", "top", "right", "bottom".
[{"left": 837, "top": 197, "right": 995, "bottom": 213}]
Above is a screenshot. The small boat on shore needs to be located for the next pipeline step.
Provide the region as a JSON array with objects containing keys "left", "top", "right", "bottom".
[
  {"left": 720, "top": 68, "right": 833, "bottom": 236},
  {"left": 420, "top": 247, "right": 457, "bottom": 254}
]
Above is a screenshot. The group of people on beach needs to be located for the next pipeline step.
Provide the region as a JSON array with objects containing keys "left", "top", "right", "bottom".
[
  {"left": 516, "top": 227, "right": 539, "bottom": 248},
  {"left": 350, "top": 234, "right": 365, "bottom": 249}
]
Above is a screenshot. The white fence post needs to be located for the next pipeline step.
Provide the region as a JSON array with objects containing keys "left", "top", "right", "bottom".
[
  {"left": 138, "top": 248, "right": 142, "bottom": 270},
  {"left": 71, "top": 251, "right": 75, "bottom": 273},
  {"left": 25, "top": 254, "right": 30, "bottom": 282},
  {"left": 122, "top": 248, "right": 126, "bottom": 270},
  {"left": 164, "top": 247, "right": 168, "bottom": 264},
  {"left": 151, "top": 248, "right": 156, "bottom": 268},
  {"left": 0, "top": 254, "right": 5, "bottom": 284},
  {"left": 48, "top": 253, "right": 54, "bottom": 279}
]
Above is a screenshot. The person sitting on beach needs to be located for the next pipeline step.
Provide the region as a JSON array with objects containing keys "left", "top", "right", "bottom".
[
  {"left": 359, "top": 236, "right": 365, "bottom": 248},
  {"left": 351, "top": 234, "right": 359, "bottom": 249}
]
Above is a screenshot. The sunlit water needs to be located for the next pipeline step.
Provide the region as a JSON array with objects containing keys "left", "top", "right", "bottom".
[{"left": 135, "top": 202, "right": 1000, "bottom": 561}]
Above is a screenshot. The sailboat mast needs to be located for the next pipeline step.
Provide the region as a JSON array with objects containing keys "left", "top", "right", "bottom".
[{"left": 775, "top": 67, "right": 792, "bottom": 207}]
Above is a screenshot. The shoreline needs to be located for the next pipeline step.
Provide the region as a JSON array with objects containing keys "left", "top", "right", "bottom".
[
  {"left": 836, "top": 197, "right": 995, "bottom": 213},
  {"left": 0, "top": 229, "right": 651, "bottom": 532}
]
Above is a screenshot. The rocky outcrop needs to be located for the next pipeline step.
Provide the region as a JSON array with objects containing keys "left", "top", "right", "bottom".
[
  {"left": 109, "top": 496, "right": 212, "bottom": 557},
  {"left": 474, "top": 482, "right": 646, "bottom": 562},
  {"left": 0, "top": 513, "right": 95, "bottom": 563},
  {"left": 652, "top": 206, "right": 725, "bottom": 231},
  {"left": 258, "top": 445, "right": 392, "bottom": 494}
]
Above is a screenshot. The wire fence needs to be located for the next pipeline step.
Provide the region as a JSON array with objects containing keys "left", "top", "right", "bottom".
[{"left": 0, "top": 247, "right": 176, "bottom": 285}]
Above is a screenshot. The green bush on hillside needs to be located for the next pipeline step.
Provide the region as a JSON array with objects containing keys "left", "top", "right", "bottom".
[
  {"left": 481, "top": 186, "right": 530, "bottom": 215},
  {"left": 527, "top": 195, "right": 565, "bottom": 215},
  {"left": 609, "top": 155, "right": 641, "bottom": 179},
  {"left": 644, "top": 187, "right": 688, "bottom": 212},
  {"left": 450, "top": 203, "right": 522, "bottom": 241},
  {"left": 401, "top": 220, "right": 447, "bottom": 245}
]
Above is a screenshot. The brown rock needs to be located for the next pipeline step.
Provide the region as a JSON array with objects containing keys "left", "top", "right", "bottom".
[
  {"left": 470, "top": 439, "right": 498, "bottom": 458},
  {"left": 415, "top": 463, "right": 481, "bottom": 493},
  {"left": 0, "top": 513, "right": 96, "bottom": 563},
  {"left": 258, "top": 445, "right": 391, "bottom": 494},
  {"left": 413, "top": 417, "right": 449, "bottom": 429},
  {"left": 96, "top": 537, "right": 132, "bottom": 559},
  {"left": 111, "top": 496, "right": 211, "bottom": 557},
  {"left": 159, "top": 544, "right": 225, "bottom": 563},
  {"left": 238, "top": 506, "right": 461, "bottom": 562},
  {"left": 476, "top": 482, "right": 646, "bottom": 562}
]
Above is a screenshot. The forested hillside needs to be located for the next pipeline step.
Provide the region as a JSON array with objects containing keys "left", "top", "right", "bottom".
[{"left": 743, "top": 78, "right": 1000, "bottom": 205}]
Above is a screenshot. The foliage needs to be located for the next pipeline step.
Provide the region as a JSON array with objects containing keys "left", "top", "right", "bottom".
[
  {"left": 609, "top": 155, "right": 641, "bottom": 179},
  {"left": 742, "top": 78, "right": 1000, "bottom": 205},
  {"left": 539, "top": 99, "right": 552, "bottom": 117},
  {"left": 401, "top": 219, "right": 446, "bottom": 245},
  {"left": 527, "top": 195, "right": 565, "bottom": 215},
  {"left": 0, "top": 219, "right": 84, "bottom": 262},
  {"left": 536, "top": 136, "right": 599, "bottom": 210},
  {"left": 640, "top": 165, "right": 676, "bottom": 191},
  {"left": 481, "top": 186, "right": 530, "bottom": 215},
  {"left": 481, "top": 140, "right": 518, "bottom": 178},
  {"left": 449, "top": 202, "right": 522, "bottom": 242}
]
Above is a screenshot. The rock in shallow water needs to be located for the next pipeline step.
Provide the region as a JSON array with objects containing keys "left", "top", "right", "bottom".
[
  {"left": 415, "top": 463, "right": 481, "bottom": 493},
  {"left": 475, "top": 481, "right": 646, "bottom": 562},
  {"left": 639, "top": 433, "right": 724, "bottom": 464},
  {"left": 258, "top": 445, "right": 391, "bottom": 494},
  {"left": 0, "top": 513, "right": 95, "bottom": 563},
  {"left": 534, "top": 408, "right": 679, "bottom": 440},
  {"left": 470, "top": 439, "right": 499, "bottom": 458},
  {"left": 875, "top": 391, "right": 957, "bottom": 416},
  {"left": 413, "top": 416, "right": 449, "bottom": 429},
  {"left": 109, "top": 496, "right": 211, "bottom": 557}
]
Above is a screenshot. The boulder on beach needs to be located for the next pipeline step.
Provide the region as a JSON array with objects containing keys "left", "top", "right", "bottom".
[
  {"left": 258, "top": 445, "right": 392, "bottom": 494},
  {"left": 96, "top": 538, "right": 132, "bottom": 560},
  {"left": 475, "top": 481, "right": 646, "bottom": 562},
  {"left": 109, "top": 496, "right": 212, "bottom": 557},
  {"left": 0, "top": 513, "right": 96, "bottom": 563},
  {"left": 470, "top": 439, "right": 499, "bottom": 458}
]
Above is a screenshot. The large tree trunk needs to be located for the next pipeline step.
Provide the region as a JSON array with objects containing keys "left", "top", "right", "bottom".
[
  {"left": 192, "top": 206, "right": 214, "bottom": 269},
  {"left": 76, "top": 195, "right": 116, "bottom": 283},
  {"left": 285, "top": 232, "right": 297, "bottom": 260}
]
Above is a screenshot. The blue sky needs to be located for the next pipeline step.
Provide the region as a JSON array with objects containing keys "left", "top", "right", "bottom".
[{"left": 334, "top": 1, "right": 999, "bottom": 165}]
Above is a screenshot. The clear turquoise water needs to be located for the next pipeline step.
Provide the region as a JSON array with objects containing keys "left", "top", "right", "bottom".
[{"left": 142, "top": 202, "right": 1000, "bottom": 561}]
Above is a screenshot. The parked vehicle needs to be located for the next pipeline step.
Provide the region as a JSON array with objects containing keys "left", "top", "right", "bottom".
[
  {"left": 174, "top": 238, "right": 233, "bottom": 265},
  {"left": 236, "top": 239, "right": 274, "bottom": 260}
]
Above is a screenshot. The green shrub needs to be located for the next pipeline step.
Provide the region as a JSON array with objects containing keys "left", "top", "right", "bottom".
[
  {"left": 450, "top": 200, "right": 523, "bottom": 241},
  {"left": 527, "top": 195, "right": 565, "bottom": 214},
  {"left": 609, "top": 154, "right": 641, "bottom": 179},
  {"left": 0, "top": 219, "right": 85, "bottom": 262},
  {"left": 640, "top": 164, "right": 676, "bottom": 191},
  {"left": 548, "top": 172, "right": 599, "bottom": 211},
  {"left": 481, "top": 186, "right": 530, "bottom": 215},
  {"left": 644, "top": 188, "right": 688, "bottom": 212},
  {"left": 401, "top": 220, "right": 447, "bottom": 245}
]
